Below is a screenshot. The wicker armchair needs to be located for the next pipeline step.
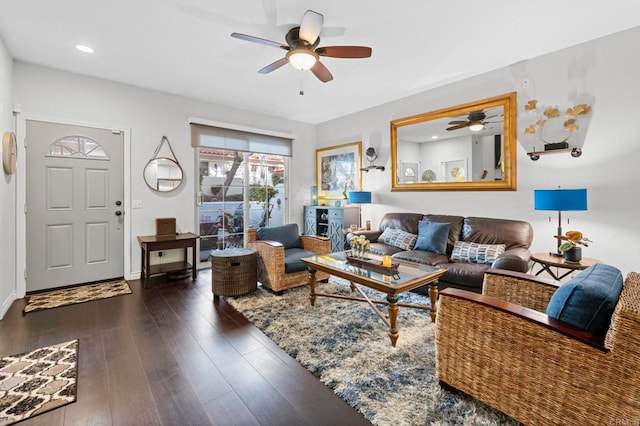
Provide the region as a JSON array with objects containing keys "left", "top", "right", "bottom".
[
  {"left": 435, "top": 268, "right": 640, "bottom": 426},
  {"left": 247, "top": 227, "right": 331, "bottom": 294}
]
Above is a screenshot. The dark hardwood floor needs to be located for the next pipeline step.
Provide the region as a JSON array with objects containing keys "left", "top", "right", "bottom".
[{"left": 0, "top": 270, "right": 371, "bottom": 425}]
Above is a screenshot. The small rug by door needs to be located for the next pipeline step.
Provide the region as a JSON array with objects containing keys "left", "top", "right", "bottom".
[
  {"left": 23, "top": 280, "right": 131, "bottom": 313},
  {"left": 228, "top": 279, "right": 518, "bottom": 426},
  {"left": 0, "top": 340, "right": 78, "bottom": 425}
]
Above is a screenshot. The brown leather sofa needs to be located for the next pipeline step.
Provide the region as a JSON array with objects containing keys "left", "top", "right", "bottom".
[{"left": 348, "top": 212, "right": 533, "bottom": 294}]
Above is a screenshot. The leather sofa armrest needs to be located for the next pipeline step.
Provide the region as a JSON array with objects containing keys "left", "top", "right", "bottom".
[
  {"left": 346, "top": 230, "right": 382, "bottom": 242},
  {"left": 482, "top": 268, "right": 561, "bottom": 312},
  {"left": 439, "top": 288, "right": 607, "bottom": 351},
  {"left": 491, "top": 247, "right": 531, "bottom": 273}
]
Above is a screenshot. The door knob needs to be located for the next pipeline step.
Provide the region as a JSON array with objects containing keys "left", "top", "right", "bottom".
[
  {"left": 115, "top": 210, "right": 123, "bottom": 216},
  {"left": 115, "top": 200, "right": 122, "bottom": 206}
]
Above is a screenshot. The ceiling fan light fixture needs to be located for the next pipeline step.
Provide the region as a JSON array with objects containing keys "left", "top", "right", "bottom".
[
  {"left": 469, "top": 122, "right": 485, "bottom": 132},
  {"left": 287, "top": 49, "right": 318, "bottom": 71}
]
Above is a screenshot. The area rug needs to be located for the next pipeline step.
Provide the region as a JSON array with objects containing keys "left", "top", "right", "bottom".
[
  {"left": 228, "top": 279, "right": 518, "bottom": 426},
  {"left": 0, "top": 340, "right": 78, "bottom": 425},
  {"left": 23, "top": 280, "right": 131, "bottom": 313}
]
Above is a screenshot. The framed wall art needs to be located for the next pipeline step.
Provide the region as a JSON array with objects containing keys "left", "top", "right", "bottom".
[{"left": 316, "top": 141, "right": 362, "bottom": 200}]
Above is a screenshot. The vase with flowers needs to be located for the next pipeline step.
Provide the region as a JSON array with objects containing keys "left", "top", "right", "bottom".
[
  {"left": 350, "top": 235, "right": 370, "bottom": 259},
  {"left": 555, "top": 230, "right": 592, "bottom": 262}
]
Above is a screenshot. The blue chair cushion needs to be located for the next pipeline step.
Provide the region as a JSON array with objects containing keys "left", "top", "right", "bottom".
[
  {"left": 284, "top": 248, "right": 316, "bottom": 273},
  {"left": 414, "top": 220, "right": 450, "bottom": 254},
  {"left": 257, "top": 223, "right": 301, "bottom": 249},
  {"left": 546, "top": 264, "right": 623, "bottom": 336}
]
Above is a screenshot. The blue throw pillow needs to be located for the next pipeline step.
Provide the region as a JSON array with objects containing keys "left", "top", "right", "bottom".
[
  {"left": 414, "top": 221, "right": 450, "bottom": 254},
  {"left": 256, "top": 223, "right": 301, "bottom": 249},
  {"left": 546, "top": 264, "right": 623, "bottom": 336}
]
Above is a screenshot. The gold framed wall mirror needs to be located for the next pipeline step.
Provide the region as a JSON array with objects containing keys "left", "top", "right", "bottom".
[{"left": 391, "top": 92, "right": 517, "bottom": 191}]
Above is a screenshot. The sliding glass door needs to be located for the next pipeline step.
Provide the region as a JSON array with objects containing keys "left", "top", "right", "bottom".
[{"left": 197, "top": 148, "right": 286, "bottom": 263}]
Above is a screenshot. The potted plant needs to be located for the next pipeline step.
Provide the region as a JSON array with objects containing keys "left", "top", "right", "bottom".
[{"left": 555, "top": 230, "right": 592, "bottom": 262}]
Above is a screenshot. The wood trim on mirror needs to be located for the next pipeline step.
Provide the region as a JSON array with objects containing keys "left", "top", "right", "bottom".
[{"left": 391, "top": 92, "right": 517, "bottom": 191}]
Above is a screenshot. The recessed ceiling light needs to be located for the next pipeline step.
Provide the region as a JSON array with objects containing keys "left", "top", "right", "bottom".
[
  {"left": 431, "top": 135, "right": 438, "bottom": 139},
  {"left": 75, "top": 45, "right": 95, "bottom": 54}
]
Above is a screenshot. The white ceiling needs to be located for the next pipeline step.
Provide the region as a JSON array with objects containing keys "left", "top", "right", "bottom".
[{"left": 1, "top": 1, "right": 639, "bottom": 124}]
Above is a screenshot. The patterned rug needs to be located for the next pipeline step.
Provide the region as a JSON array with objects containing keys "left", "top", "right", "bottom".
[
  {"left": 228, "top": 278, "right": 518, "bottom": 426},
  {"left": 23, "top": 280, "right": 131, "bottom": 313},
  {"left": 0, "top": 340, "right": 78, "bottom": 425}
]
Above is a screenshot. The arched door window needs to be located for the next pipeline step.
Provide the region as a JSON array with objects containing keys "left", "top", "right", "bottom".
[{"left": 47, "top": 135, "right": 109, "bottom": 160}]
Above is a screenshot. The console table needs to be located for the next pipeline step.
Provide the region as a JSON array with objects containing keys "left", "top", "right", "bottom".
[{"left": 138, "top": 232, "right": 199, "bottom": 285}]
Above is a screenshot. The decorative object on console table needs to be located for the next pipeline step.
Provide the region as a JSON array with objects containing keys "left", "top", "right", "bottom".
[
  {"left": 534, "top": 188, "right": 587, "bottom": 256},
  {"left": 310, "top": 185, "right": 318, "bottom": 205}
]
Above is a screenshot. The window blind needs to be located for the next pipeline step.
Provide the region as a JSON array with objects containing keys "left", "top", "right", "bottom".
[{"left": 189, "top": 118, "right": 294, "bottom": 157}]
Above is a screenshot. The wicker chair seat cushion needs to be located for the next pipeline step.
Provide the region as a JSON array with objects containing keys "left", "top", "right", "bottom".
[
  {"left": 257, "top": 224, "right": 302, "bottom": 249},
  {"left": 546, "top": 264, "right": 623, "bottom": 336},
  {"left": 284, "top": 248, "right": 317, "bottom": 273}
]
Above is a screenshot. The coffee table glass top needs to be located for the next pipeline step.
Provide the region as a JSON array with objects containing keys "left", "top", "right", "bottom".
[{"left": 302, "top": 252, "right": 443, "bottom": 287}]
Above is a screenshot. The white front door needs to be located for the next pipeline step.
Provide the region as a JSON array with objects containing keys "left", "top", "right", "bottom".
[{"left": 26, "top": 120, "right": 124, "bottom": 291}]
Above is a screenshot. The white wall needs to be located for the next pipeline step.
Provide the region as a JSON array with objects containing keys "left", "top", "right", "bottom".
[
  {"left": 12, "top": 63, "right": 315, "bottom": 288},
  {"left": 316, "top": 26, "right": 640, "bottom": 276},
  {"left": 0, "top": 37, "right": 15, "bottom": 318}
]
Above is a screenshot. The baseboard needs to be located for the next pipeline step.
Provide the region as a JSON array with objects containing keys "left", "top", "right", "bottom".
[{"left": 0, "top": 291, "right": 16, "bottom": 320}]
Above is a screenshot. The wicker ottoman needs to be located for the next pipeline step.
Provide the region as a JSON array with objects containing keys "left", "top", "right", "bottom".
[{"left": 210, "top": 248, "right": 257, "bottom": 300}]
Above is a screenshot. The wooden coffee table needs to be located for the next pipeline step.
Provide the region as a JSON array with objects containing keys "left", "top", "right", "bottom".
[{"left": 302, "top": 252, "right": 446, "bottom": 347}]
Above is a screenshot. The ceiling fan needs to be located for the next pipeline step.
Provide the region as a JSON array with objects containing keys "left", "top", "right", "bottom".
[
  {"left": 230, "top": 10, "right": 372, "bottom": 83},
  {"left": 446, "top": 111, "right": 500, "bottom": 132}
]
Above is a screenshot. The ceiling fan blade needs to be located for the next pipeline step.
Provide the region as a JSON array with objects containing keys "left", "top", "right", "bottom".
[
  {"left": 447, "top": 120, "right": 469, "bottom": 125},
  {"left": 231, "top": 32, "right": 289, "bottom": 50},
  {"left": 258, "top": 57, "right": 289, "bottom": 74},
  {"left": 299, "top": 10, "right": 323, "bottom": 45},
  {"left": 446, "top": 123, "right": 471, "bottom": 131},
  {"left": 310, "top": 61, "right": 333, "bottom": 83},
  {"left": 316, "top": 46, "right": 372, "bottom": 58}
]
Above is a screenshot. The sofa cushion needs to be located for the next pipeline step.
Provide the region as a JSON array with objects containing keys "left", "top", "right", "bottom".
[
  {"left": 257, "top": 224, "right": 301, "bottom": 249},
  {"left": 546, "top": 264, "right": 623, "bottom": 336},
  {"left": 423, "top": 214, "right": 465, "bottom": 254},
  {"left": 462, "top": 217, "right": 533, "bottom": 249},
  {"left": 451, "top": 241, "right": 505, "bottom": 264},
  {"left": 392, "top": 250, "right": 449, "bottom": 266},
  {"left": 378, "top": 228, "right": 417, "bottom": 250},
  {"left": 368, "top": 242, "right": 404, "bottom": 256},
  {"left": 415, "top": 220, "right": 450, "bottom": 254},
  {"left": 283, "top": 248, "right": 316, "bottom": 273}
]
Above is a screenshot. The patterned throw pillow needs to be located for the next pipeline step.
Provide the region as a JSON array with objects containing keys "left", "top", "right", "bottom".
[
  {"left": 450, "top": 241, "right": 506, "bottom": 264},
  {"left": 378, "top": 228, "right": 417, "bottom": 251}
]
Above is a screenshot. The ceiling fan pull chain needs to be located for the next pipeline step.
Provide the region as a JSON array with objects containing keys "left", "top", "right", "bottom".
[{"left": 299, "top": 77, "right": 304, "bottom": 96}]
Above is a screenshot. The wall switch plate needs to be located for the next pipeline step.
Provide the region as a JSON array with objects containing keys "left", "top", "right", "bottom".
[{"left": 132, "top": 199, "right": 143, "bottom": 209}]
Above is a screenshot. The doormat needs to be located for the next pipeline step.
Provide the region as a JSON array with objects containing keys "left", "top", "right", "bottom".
[
  {"left": 23, "top": 280, "right": 132, "bottom": 313},
  {"left": 0, "top": 340, "right": 78, "bottom": 425}
]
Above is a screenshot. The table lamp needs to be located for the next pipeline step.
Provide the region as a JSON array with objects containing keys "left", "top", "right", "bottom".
[
  {"left": 347, "top": 191, "right": 372, "bottom": 229},
  {"left": 534, "top": 188, "right": 587, "bottom": 256}
]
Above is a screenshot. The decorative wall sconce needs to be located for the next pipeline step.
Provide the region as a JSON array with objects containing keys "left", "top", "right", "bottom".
[
  {"left": 524, "top": 99, "right": 592, "bottom": 161},
  {"left": 360, "top": 147, "right": 385, "bottom": 172}
]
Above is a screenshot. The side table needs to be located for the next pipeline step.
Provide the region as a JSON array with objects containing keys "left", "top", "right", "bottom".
[
  {"left": 210, "top": 248, "right": 257, "bottom": 300},
  {"left": 530, "top": 252, "right": 601, "bottom": 281},
  {"left": 138, "top": 232, "right": 199, "bottom": 287}
]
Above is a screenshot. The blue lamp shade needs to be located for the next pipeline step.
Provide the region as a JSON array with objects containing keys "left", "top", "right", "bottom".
[
  {"left": 348, "top": 191, "right": 372, "bottom": 204},
  {"left": 534, "top": 189, "right": 587, "bottom": 211}
]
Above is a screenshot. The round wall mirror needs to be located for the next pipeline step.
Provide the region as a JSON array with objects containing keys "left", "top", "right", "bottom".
[{"left": 143, "top": 157, "right": 183, "bottom": 192}]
